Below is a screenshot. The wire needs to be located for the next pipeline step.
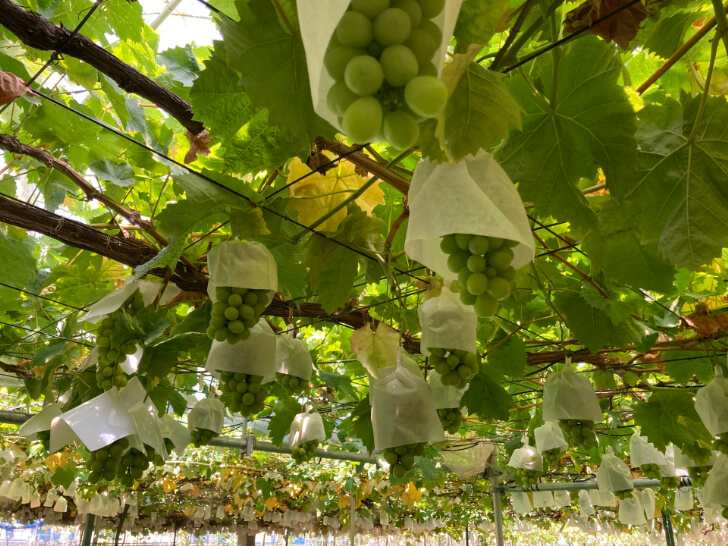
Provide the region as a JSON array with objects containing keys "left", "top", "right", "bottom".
[
  {"left": 0, "top": 320, "right": 93, "bottom": 347},
  {"left": 0, "top": 281, "right": 86, "bottom": 311}
]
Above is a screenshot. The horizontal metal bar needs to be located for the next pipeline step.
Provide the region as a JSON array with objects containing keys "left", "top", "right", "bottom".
[
  {"left": 0, "top": 410, "right": 377, "bottom": 464},
  {"left": 499, "top": 478, "right": 663, "bottom": 493}
]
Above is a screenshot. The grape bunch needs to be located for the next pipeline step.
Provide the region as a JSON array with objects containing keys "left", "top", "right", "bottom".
[
  {"left": 325, "top": 0, "right": 449, "bottom": 147},
  {"left": 276, "top": 373, "right": 309, "bottom": 396},
  {"left": 688, "top": 465, "right": 711, "bottom": 487},
  {"left": 383, "top": 443, "right": 425, "bottom": 479},
  {"left": 219, "top": 371, "right": 267, "bottom": 417},
  {"left": 86, "top": 437, "right": 129, "bottom": 484},
  {"left": 614, "top": 489, "right": 633, "bottom": 500},
  {"left": 437, "top": 408, "right": 462, "bottom": 435},
  {"left": 291, "top": 440, "right": 319, "bottom": 464},
  {"left": 430, "top": 348, "right": 479, "bottom": 389},
  {"left": 681, "top": 442, "right": 712, "bottom": 465},
  {"left": 509, "top": 467, "right": 541, "bottom": 488},
  {"left": 206, "top": 287, "right": 269, "bottom": 344},
  {"left": 541, "top": 448, "right": 563, "bottom": 469},
  {"left": 640, "top": 463, "right": 661, "bottom": 480},
  {"left": 558, "top": 419, "right": 597, "bottom": 450},
  {"left": 190, "top": 428, "right": 219, "bottom": 447},
  {"left": 714, "top": 433, "right": 728, "bottom": 455},
  {"left": 96, "top": 317, "right": 136, "bottom": 391},
  {"left": 440, "top": 234, "right": 518, "bottom": 318},
  {"left": 660, "top": 476, "right": 681, "bottom": 489},
  {"left": 36, "top": 430, "right": 50, "bottom": 452}
]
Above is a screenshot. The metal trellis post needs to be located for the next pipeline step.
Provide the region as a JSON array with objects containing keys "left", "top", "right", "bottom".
[
  {"left": 487, "top": 450, "right": 505, "bottom": 546},
  {"left": 80, "top": 514, "right": 95, "bottom": 546},
  {"left": 662, "top": 509, "right": 676, "bottom": 546}
]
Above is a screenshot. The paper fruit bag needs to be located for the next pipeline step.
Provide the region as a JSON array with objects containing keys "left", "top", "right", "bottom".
[
  {"left": 418, "top": 285, "right": 476, "bottom": 356},
  {"left": 597, "top": 447, "right": 633, "bottom": 493},
  {"left": 509, "top": 437, "right": 543, "bottom": 472},
  {"left": 630, "top": 431, "right": 666, "bottom": 467},
  {"left": 275, "top": 334, "right": 313, "bottom": 381},
  {"left": 19, "top": 403, "right": 62, "bottom": 441},
  {"left": 542, "top": 364, "right": 602, "bottom": 423},
  {"left": 702, "top": 453, "right": 728, "bottom": 507},
  {"left": 290, "top": 411, "right": 326, "bottom": 448},
  {"left": 534, "top": 422, "right": 568, "bottom": 454},
  {"left": 205, "top": 320, "right": 276, "bottom": 383},
  {"left": 81, "top": 276, "right": 172, "bottom": 324},
  {"left": 440, "top": 441, "right": 494, "bottom": 478},
  {"left": 160, "top": 414, "right": 191, "bottom": 455},
  {"left": 206, "top": 241, "right": 277, "bottom": 305},
  {"left": 695, "top": 366, "right": 728, "bottom": 437},
  {"left": 619, "top": 495, "right": 646, "bottom": 526},
  {"left": 188, "top": 398, "right": 224, "bottom": 435}
]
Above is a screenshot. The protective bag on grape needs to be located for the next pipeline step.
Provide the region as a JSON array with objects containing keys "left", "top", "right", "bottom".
[
  {"left": 619, "top": 495, "right": 646, "bottom": 526},
  {"left": 532, "top": 489, "right": 555, "bottom": 509},
  {"left": 674, "top": 487, "right": 693, "bottom": 511},
  {"left": 440, "top": 440, "right": 494, "bottom": 478},
  {"left": 370, "top": 351, "right": 444, "bottom": 450},
  {"left": 508, "top": 436, "right": 543, "bottom": 472},
  {"left": 289, "top": 410, "right": 326, "bottom": 448},
  {"left": 427, "top": 370, "right": 464, "bottom": 409},
  {"left": 695, "top": 366, "right": 728, "bottom": 437},
  {"left": 119, "top": 377, "right": 167, "bottom": 457},
  {"left": 19, "top": 403, "right": 62, "bottom": 441},
  {"left": 553, "top": 490, "right": 571, "bottom": 508},
  {"left": 81, "top": 276, "right": 173, "bottom": 324},
  {"left": 542, "top": 364, "right": 602, "bottom": 423},
  {"left": 298, "top": 0, "right": 463, "bottom": 131},
  {"left": 205, "top": 320, "right": 276, "bottom": 383},
  {"left": 534, "top": 422, "right": 568, "bottom": 454},
  {"left": 188, "top": 398, "right": 224, "bottom": 436},
  {"left": 418, "top": 284, "right": 476, "bottom": 356},
  {"left": 160, "top": 414, "right": 191, "bottom": 455},
  {"left": 702, "top": 453, "right": 728, "bottom": 506},
  {"left": 405, "top": 153, "right": 535, "bottom": 281},
  {"left": 369, "top": 351, "right": 422, "bottom": 406},
  {"left": 578, "top": 490, "right": 595, "bottom": 516},
  {"left": 660, "top": 445, "right": 688, "bottom": 478},
  {"left": 511, "top": 492, "right": 532, "bottom": 514},
  {"left": 641, "top": 489, "right": 656, "bottom": 520},
  {"left": 674, "top": 445, "right": 717, "bottom": 467},
  {"left": 597, "top": 447, "right": 633, "bottom": 493},
  {"left": 275, "top": 334, "right": 313, "bottom": 381},
  {"left": 630, "top": 431, "right": 666, "bottom": 467},
  {"left": 589, "top": 490, "right": 616, "bottom": 508},
  {"left": 48, "top": 388, "right": 137, "bottom": 453},
  {"left": 207, "top": 241, "right": 277, "bottom": 305}
]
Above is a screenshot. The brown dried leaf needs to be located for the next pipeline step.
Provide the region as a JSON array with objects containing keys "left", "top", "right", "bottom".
[
  {"left": 0, "top": 71, "right": 28, "bottom": 105},
  {"left": 684, "top": 306, "right": 728, "bottom": 336},
  {"left": 563, "top": 0, "right": 650, "bottom": 50},
  {"left": 184, "top": 130, "right": 214, "bottom": 164}
]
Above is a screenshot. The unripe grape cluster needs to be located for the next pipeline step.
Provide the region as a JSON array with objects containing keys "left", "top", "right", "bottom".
[
  {"left": 509, "top": 467, "right": 541, "bottom": 488},
  {"left": 660, "top": 476, "right": 681, "bottom": 489},
  {"left": 384, "top": 443, "right": 425, "bottom": 479},
  {"left": 96, "top": 317, "right": 135, "bottom": 391},
  {"left": 190, "top": 428, "right": 219, "bottom": 447},
  {"left": 276, "top": 373, "right": 309, "bottom": 396},
  {"left": 541, "top": 448, "right": 563, "bottom": 469},
  {"left": 325, "top": 0, "right": 449, "bottom": 147},
  {"left": 688, "top": 465, "right": 711, "bottom": 487},
  {"left": 430, "top": 348, "right": 479, "bottom": 389},
  {"left": 291, "top": 440, "right": 319, "bottom": 464},
  {"left": 614, "top": 489, "right": 634, "bottom": 500},
  {"left": 440, "top": 234, "right": 518, "bottom": 318},
  {"left": 714, "top": 433, "right": 728, "bottom": 455},
  {"left": 437, "top": 408, "right": 462, "bottom": 435},
  {"left": 219, "top": 371, "right": 267, "bottom": 417},
  {"left": 86, "top": 437, "right": 128, "bottom": 485},
  {"left": 558, "top": 419, "right": 597, "bottom": 450},
  {"left": 640, "top": 463, "right": 661, "bottom": 480},
  {"left": 681, "top": 442, "right": 712, "bottom": 465},
  {"left": 206, "top": 287, "right": 268, "bottom": 344}
]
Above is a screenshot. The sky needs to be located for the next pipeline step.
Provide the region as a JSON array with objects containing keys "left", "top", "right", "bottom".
[{"left": 139, "top": 0, "right": 220, "bottom": 50}]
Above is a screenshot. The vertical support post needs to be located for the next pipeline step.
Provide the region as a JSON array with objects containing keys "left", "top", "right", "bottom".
[
  {"left": 662, "top": 509, "right": 675, "bottom": 546},
  {"left": 80, "top": 514, "right": 95, "bottom": 546},
  {"left": 487, "top": 450, "right": 504, "bottom": 546},
  {"left": 349, "top": 493, "right": 356, "bottom": 546}
]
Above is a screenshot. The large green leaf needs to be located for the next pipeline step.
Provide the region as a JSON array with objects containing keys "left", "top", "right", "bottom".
[
  {"left": 0, "top": 230, "right": 36, "bottom": 287},
  {"left": 460, "top": 368, "right": 513, "bottom": 421},
  {"left": 487, "top": 335, "right": 527, "bottom": 380},
  {"left": 453, "top": 0, "right": 509, "bottom": 53},
  {"left": 497, "top": 37, "right": 637, "bottom": 230},
  {"left": 621, "top": 95, "right": 728, "bottom": 269}
]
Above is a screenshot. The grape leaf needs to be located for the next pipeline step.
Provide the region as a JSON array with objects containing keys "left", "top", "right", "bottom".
[
  {"left": 662, "top": 350, "right": 716, "bottom": 385},
  {"left": 620, "top": 94, "right": 728, "bottom": 269},
  {"left": 89, "top": 159, "right": 135, "bottom": 187},
  {"left": 219, "top": 0, "right": 335, "bottom": 149},
  {"left": 318, "top": 371, "right": 358, "bottom": 401},
  {"left": 268, "top": 398, "right": 300, "bottom": 447},
  {"left": 51, "top": 462, "right": 77, "bottom": 489},
  {"left": 0, "top": 230, "right": 36, "bottom": 286},
  {"left": 348, "top": 397, "right": 375, "bottom": 454},
  {"left": 460, "top": 368, "right": 512, "bottom": 421},
  {"left": 633, "top": 388, "right": 713, "bottom": 452},
  {"left": 487, "top": 335, "right": 527, "bottom": 380},
  {"left": 497, "top": 37, "right": 637, "bottom": 230},
  {"left": 642, "top": 9, "right": 703, "bottom": 59},
  {"left": 453, "top": 0, "right": 509, "bottom": 53}
]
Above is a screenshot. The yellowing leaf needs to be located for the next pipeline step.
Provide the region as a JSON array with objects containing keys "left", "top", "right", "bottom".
[
  {"left": 338, "top": 494, "right": 350, "bottom": 509},
  {"left": 349, "top": 323, "right": 400, "bottom": 379},
  {"left": 183, "top": 505, "right": 196, "bottom": 517},
  {"left": 161, "top": 476, "right": 177, "bottom": 493},
  {"left": 190, "top": 484, "right": 201, "bottom": 498},
  {"left": 45, "top": 453, "right": 64, "bottom": 471},
  {"left": 264, "top": 496, "right": 278, "bottom": 510},
  {"left": 402, "top": 482, "right": 424, "bottom": 507},
  {"left": 285, "top": 154, "right": 384, "bottom": 233}
]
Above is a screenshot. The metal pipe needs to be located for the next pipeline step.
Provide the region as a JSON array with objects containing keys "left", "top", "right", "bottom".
[
  {"left": 488, "top": 451, "right": 504, "bottom": 546},
  {"left": 0, "top": 411, "right": 30, "bottom": 425},
  {"left": 498, "top": 478, "right": 661, "bottom": 493},
  {"left": 80, "top": 514, "right": 96, "bottom": 546},
  {"left": 149, "top": 0, "right": 185, "bottom": 30}
]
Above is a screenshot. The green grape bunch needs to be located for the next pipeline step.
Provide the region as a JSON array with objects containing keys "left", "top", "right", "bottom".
[
  {"left": 508, "top": 466, "right": 541, "bottom": 488},
  {"left": 117, "top": 447, "right": 155, "bottom": 487},
  {"left": 383, "top": 442, "right": 425, "bottom": 479},
  {"left": 206, "top": 287, "right": 269, "bottom": 344},
  {"left": 292, "top": 439, "right": 319, "bottom": 464},
  {"left": 688, "top": 465, "right": 711, "bottom": 487},
  {"left": 276, "top": 372, "right": 309, "bottom": 396},
  {"left": 430, "top": 348, "right": 479, "bottom": 389},
  {"left": 541, "top": 448, "right": 563, "bottom": 469},
  {"left": 437, "top": 408, "right": 462, "bottom": 435},
  {"left": 325, "top": 0, "right": 449, "bottom": 148},
  {"left": 681, "top": 442, "right": 712, "bottom": 465},
  {"left": 86, "top": 437, "right": 130, "bottom": 485},
  {"left": 96, "top": 319, "right": 135, "bottom": 391},
  {"left": 641, "top": 463, "right": 661, "bottom": 480},
  {"left": 36, "top": 430, "right": 50, "bottom": 452},
  {"left": 714, "top": 433, "right": 728, "bottom": 455},
  {"left": 558, "top": 419, "right": 597, "bottom": 450},
  {"left": 190, "top": 428, "right": 219, "bottom": 448},
  {"left": 660, "top": 476, "right": 681, "bottom": 489},
  {"left": 613, "top": 489, "right": 633, "bottom": 500},
  {"left": 440, "top": 233, "right": 518, "bottom": 318},
  {"left": 219, "top": 371, "right": 267, "bottom": 417}
]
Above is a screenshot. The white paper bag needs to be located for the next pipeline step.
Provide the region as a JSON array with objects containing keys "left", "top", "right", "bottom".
[
  {"left": 660, "top": 445, "right": 688, "bottom": 478},
  {"left": 511, "top": 492, "right": 532, "bottom": 514},
  {"left": 619, "top": 495, "right": 646, "bottom": 526},
  {"left": 369, "top": 352, "right": 422, "bottom": 406},
  {"left": 534, "top": 422, "right": 568, "bottom": 454},
  {"left": 275, "top": 334, "right": 313, "bottom": 381},
  {"left": 554, "top": 490, "right": 571, "bottom": 507},
  {"left": 290, "top": 410, "right": 326, "bottom": 448},
  {"left": 82, "top": 277, "right": 171, "bottom": 324},
  {"left": 597, "top": 447, "right": 633, "bottom": 493},
  {"left": 641, "top": 489, "right": 656, "bottom": 520},
  {"left": 532, "top": 490, "right": 555, "bottom": 509},
  {"left": 418, "top": 285, "right": 477, "bottom": 355},
  {"left": 702, "top": 453, "right": 728, "bottom": 506},
  {"left": 427, "top": 371, "right": 464, "bottom": 409},
  {"left": 371, "top": 357, "right": 444, "bottom": 450},
  {"left": 19, "top": 403, "right": 62, "bottom": 440},
  {"left": 674, "top": 487, "right": 693, "bottom": 511},
  {"left": 298, "top": 0, "right": 463, "bottom": 130},
  {"left": 120, "top": 377, "right": 166, "bottom": 457},
  {"left": 696, "top": 367, "right": 728, "bottom": 437},
  {"left": 508, "top": 436, "right": 543, "bottom": 472},
  {"left": 590, "top": 489, "right": 617, "bottom": 507},
  {"left": 205, "top": 320, "right": 276, "bottom": 382},
  {"left": 579, "top": 490, "right": 595, "bottom": 515},
  {"left": 630, "top": 431, "right": 666, "bottom": 467},
  {"left": 188, "top": 398, "right": 224, "bottom": 435},
  {"left": 405, "top": 153, "right": 535, "bottom": 281},
  {"left": 673, "top": 445, "right": 717, "bottom": 467},
  {"left": 206, "top": 241, "right": 277, "bottom": 304},
  {"left": 440, "top": 441, "right": 494, "bottom": 478},
  {"left": 160, "top": 414, "right": 191, "bottom": 455},
  {"left": 542, "top": 364, "right": 602, "bottom": 423}
]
